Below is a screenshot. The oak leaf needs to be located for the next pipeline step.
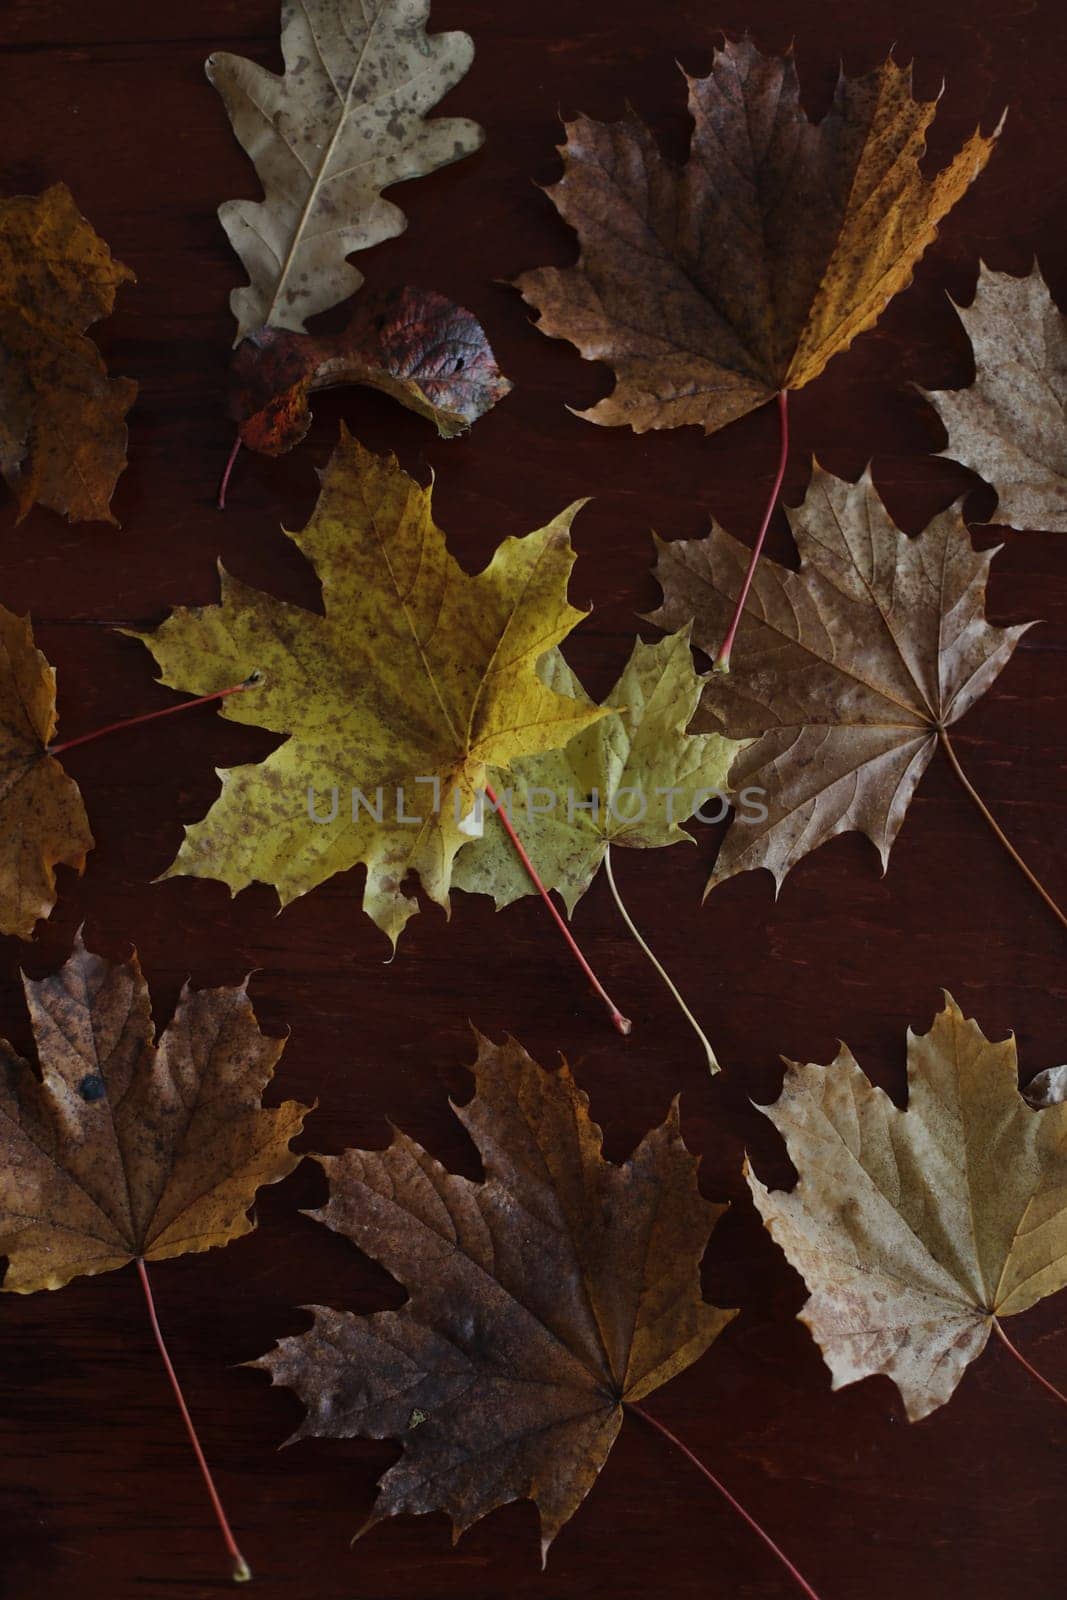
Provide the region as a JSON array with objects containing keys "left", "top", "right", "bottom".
[
  {"left": 0, "top": 183, "right": 136, "bottom": 523},
  {"left": 257, "top": 1032, "right": 734, "bottom": 1558},
  {"left": 208, "top": 0, "right": 483, "bottom": 343},
  {"left": 133, "top": 431, "right": 604, "bottom": 947},
  {"left": 231, "top": 285, "right": 512, "bottom": 455},
  {"left": 0, "top": 933, "right": 310, "bottom": 1294},
  {"left": 453, "top": 629, "right": 740, "bottom": 913},
  {"left": 925, "top": 264, "right": 1067, "bottom": 531},
  {"left": 0, "top": 602, "right": 93, "bottom": 938},
  {"left": 516, "top": 38, "right": 999, "bottom": 434},
  {"left": 648, "top": 464, "right": 1031, "bottom": 893},
  {"left": 746, "top": 993, "right": 1067, "bottom": 1420}
]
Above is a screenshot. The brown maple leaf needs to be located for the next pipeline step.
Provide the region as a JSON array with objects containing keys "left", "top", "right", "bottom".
[
  {"left": 256, "top": 1033, "right": 734, "bottom": 1561},
  {"left": 747, "top": 993, "right": 1067, "bottom": 1420},
  {"left": 0, "top": 183, "right": 136, "bottom": 524},
  {"left": 648, "top": 464, "right": 1031, "bottom": 892},
  {"left": 230, "top": 286, "right": 512, "bottom": 456},
  {"left": 0, "top": 933, "right": 310, "bottom": 1293},
  {"left": 0, "top": 602, "right": 93, "bottom": 938},
  {"left": 925, "top": 263, "right": 1067, "bottom": 532},
  {"left": 516, "top": 37, "right": 1000, "bottom": 434}
]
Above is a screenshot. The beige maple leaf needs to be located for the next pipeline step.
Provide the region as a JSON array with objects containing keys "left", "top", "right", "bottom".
[
  {"left": 925, "top": 263, "right": 1067, "bottom": 531},
  {"left": 747, "top": 993, "right": 1067, "bottom": 1420}
]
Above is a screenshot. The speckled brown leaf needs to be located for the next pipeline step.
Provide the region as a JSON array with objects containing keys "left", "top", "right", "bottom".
[
  {"left": 0, "top": 602, "right": 93, "bottom": 938},
  {"left": 0, "top": 183, "right": 136, "bottom": 524},
  {"left": 208, "top": 0, "right": 484, "bottom": 342},
  {"left": 925, "top": 264, "right": 1067, "bottom": 531},
  {"left": 0, "top": 933, "right": 310, "bottom": 1294},
  {"left": 517, "top": 38, "right": 999, "bottom": 434},
  {"left": 649, "top": 464, "right": 1031, "bottom": 894},
  {"left": 747, "top": 993, "right": 1067, "bottom": 1420},
  {"left": 231, "top": 285, "right": 511, "bottom": 455},
  {"left": 256, "top": 1033, "right": 734, "bottom": 1560}
]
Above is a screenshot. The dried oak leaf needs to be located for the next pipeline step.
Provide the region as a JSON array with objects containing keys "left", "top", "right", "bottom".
[
  {"left": 257, "top": 1032, "right": 734, "bottom": 1559},
  {"left": 0, "top": 933, "right": 310, "bottom": 1293},
  {"left": 516, "top": 37, "right": 999, "bottom": 434},
  {"left": 208, "top": 0, "right": 484, "bottom": 343},
  {"left": 924, "top": 264, "right": 1067, "bottom": 531},
  {"left": 0, "top": 183, "right": 136, "bottom": 524},
  {"left": 747, "top": 993, "right": 1067, "bottom": 1420},
  {"left": 0, "top": 602, "right": 93, "bottom": 938},
  {"left": 231, "top": 285, "right": 512, "bottom": 455},
  {"left": 648, "top": 464, "right": 1031, "bottom": 894},
  {"left": 133, "top": 430, "right": 604, "bottom": 947},
  {"left": 454, "top": 629, "right": 741, "bottom": 913}
]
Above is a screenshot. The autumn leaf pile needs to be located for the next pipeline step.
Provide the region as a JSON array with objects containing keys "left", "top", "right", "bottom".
[{"left": 2, "top": 7, "right": 1066, "bottom": 1599}]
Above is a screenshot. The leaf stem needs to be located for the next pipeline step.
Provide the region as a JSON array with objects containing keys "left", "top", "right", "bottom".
[
  {"left": 991, "top": 1318, "right": 1067, "bottom": 1408},
  {"left": 603, "top": 844, "right": 718, "bottom": 1070},
  {"left": 135, "top": 1259, "right": 252, "bottom": 1583},
  {"left": 715, "top": 388, "right": 790, "bottom": 673},
  {"left": 218, "top": 434, "right": 243, "bottom": 510},
  {"left": 47, "top": 679, "right": 255, "bottom": 758},
  {"left": 483, "top": 782, "right": 631, "bottom": 1035},
  {"left": 627, "top": 1401, "right": 823, "bottom": 1600},
  {"left": 938, "top": 728, "right": 1067, "bottom": 933}
]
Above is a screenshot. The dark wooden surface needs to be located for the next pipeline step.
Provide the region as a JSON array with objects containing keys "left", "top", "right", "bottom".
[{"left": 1, "top": 2, "right": 1065, "bottom": 1596}]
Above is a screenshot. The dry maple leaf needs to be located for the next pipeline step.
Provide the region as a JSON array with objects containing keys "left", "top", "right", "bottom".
[
  {"left": 230, "top": 285, "right": 512, "bottom": 455},
  {"left": 925, "top": 263, "right": 1067, "bottom": 531},
  {"left": 133, "top": 430, "right": 604, "bottom": 947},
  {"left": 648, "top": 464, "right": 1031, "bottom": 893},
  {"left": 516, "top": 37, "right": 999, "bottom": 434},
  {"left": 256, "top": 1032, "right": 734, "bottom": 1560},
  {"left": 747, "top": 993, "right": 1067, "bottom": 1421},
  {"left": 0, "top": 182, "right": 136, "bottom": 524},
  {"left": 208, "top": 0, "right": 484, "bottom": 343},
  {"left": 453, "top": 629, "right": 740, "bottom": 913},
  {"left": 0, "top": 602, "right": 93, "bottom": 939},
  {"left": 0, "top": 932, "right": 310, "bottom": 1293}
]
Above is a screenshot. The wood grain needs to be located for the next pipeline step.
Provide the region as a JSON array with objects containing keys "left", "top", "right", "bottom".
[{"left": 0, "top": 3, "right": 1064, "bottom": 1597}]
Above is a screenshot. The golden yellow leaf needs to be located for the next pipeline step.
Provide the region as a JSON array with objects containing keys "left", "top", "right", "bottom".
[
  {"left": 133, "top": 431, "right": 604, "bottom": 946},
  {"left": 0, "top": 183, "right": 136, "bottom": 523},
  {"left": 0, "top": 602, "right": 93, "bottom": 938}
]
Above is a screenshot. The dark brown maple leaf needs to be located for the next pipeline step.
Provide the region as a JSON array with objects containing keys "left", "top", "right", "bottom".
[
  {"left": 516, "top": 37, "right": 999, "bottom": 435},
  {"left": 256, "top": 1033, "right": 733, "bottom": 1561}
]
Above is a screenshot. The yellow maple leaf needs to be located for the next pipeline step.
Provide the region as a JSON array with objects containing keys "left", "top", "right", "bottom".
[{"left": 134, "top": 431, "right": 605, "bottom": 946}]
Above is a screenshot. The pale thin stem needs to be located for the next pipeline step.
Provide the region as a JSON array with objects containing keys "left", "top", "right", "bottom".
[
  {"left": 627, "top": 1402, "right": 824, "bottom": 1600},
  {"left": 484, "top": 783, "right": 631, "bottom": 1035},
  {"left": 48, "top": 680, "right": 254, "bottom": 758},
  {"left": 136, "top": 1259, "right": 252, "bottom": 1583},
  {"left": 992, "top": 1318, "right": 1067, "bottom": 1408},
  {"left": 715, "top": 388, "right": 790, "bottom": 673},
  {"left": 217, "top": 434, "right": 243, "bottom": 510},
  {"left": 938, "top": 728, "right": 1067, "bottom": 933},
  {"left": 603, "top": 844, "right": 718, "bottom": 1071}
]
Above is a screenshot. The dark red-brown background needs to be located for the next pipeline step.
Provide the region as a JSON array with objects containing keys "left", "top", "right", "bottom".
[{"left": 1, "top": 2, "right": 1065, "bottom": 1596}]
